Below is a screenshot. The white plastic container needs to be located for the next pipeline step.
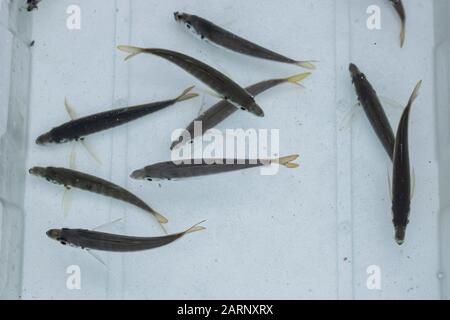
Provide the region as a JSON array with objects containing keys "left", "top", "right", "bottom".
[{"left": 0, "top": 0, "right": 449, "bottom": 299}]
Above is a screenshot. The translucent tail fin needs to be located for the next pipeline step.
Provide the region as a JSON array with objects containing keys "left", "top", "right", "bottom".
[
  {"left": 406, "top": 80, "right": 422, "bottom": 109},
  {"left": 295, "top": 61, "right": 317, "bottom": 70},
  {"left": 184, "top": 220, "right": 207, "bottom": 235},
  {"left": 175, "top": 86, "right": 199, "bottom": 102},
  {"left": 284, "top": 72, "right": 311, "bottom": 88},
  {"left": 117, "top": 45, "right": 146, "bottom": 61},
  {"left": 278, "top": 154, "right": 300, "bottom": 168}
]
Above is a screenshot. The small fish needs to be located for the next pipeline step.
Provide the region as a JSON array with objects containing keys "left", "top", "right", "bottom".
[
  {"left": 130, "top": 155, "right": 299, "bottom": 181},
  {"left": 29, "top": 166, "right": 168, "bottom": 225},
  {"left": 391, "top": 80, "right": 421, "bottom": 245},
  {"left": 46, "top": 221, "right": 205, "bottom": 252},
  {"left": 117, "top": 45, "right": 265, "bottom": 117},
  {"left": 171, "top": 73, "right": 311, "bottom": 150},
  {"left": 36, "top": 86, "right": 198, "bottom": 145},
  {"left": 349, "top": 63, "right": 395, "bottom": 161},
  {"left": 389, "top": 0, "right": 406, "bottom": 47},
  {"left": 27, "top": 0, "right": 41, "bottom": 11},
  {"left": 174, "top": 12, "right": 316, "bottom": 70}
]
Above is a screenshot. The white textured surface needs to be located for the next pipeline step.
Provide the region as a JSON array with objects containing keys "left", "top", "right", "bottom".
[{"left": 0, "top": 0, "right": 447, "bottom": 299}]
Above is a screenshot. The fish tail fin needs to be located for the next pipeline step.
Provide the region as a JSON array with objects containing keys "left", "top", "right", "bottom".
[
  {"left": 405, "top": 80, "right": 422, "bottom": 110},
  {"left": 184, "top": 220, "right": 207, "bottom": 235},
  {"left": 295, "top": 60, "right": 317, "bottom": 70},
  {"left": 400, "top": 22, "right": 406, "bottom": 48},
  {"left": 175, "top": 86, "right": 199, "bottom": 103},
  {"left": 285, "top": 72, "right": 311, "bottom": 88},
  {"left": 278, "top": 154, "right": 300, "bottom": 168},
  {"left": 117, "top": 45, "right": 146, "bottom": 61}
]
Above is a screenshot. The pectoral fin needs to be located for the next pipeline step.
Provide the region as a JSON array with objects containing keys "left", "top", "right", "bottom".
[
  {"left": 64, "top": 98, "right": 102, "bottom": 165},
  {"left": 81, "top": 140, "right": 102, "bottom": 165},
  {"left": 339, "top": 102, "right": 360, "bottom": 131},
  {"left": 65, "top": 97, "right": 78, "bottom": 120},
  {"left": 86, "top": 249, "right": 107, "bottom": 268},
  {"left": 92, "top": 218, "right": 123, "bottom": 232}
]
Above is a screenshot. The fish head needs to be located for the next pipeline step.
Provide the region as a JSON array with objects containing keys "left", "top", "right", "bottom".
[
  {"left": 36, "top": 132, "right": 54, "bottom": 145},
  {"left": 46, "top": 229, "right": 73, "bottom": 246},
  {"left": 173, "top": 12, "right": 193, "bottom": 25},
  {"left": 29, "top": 166, "right": 48, "bottom": 177},
  {"left": 349, "top": 63, "right": 366, "bottom": 82},
  {"left": 173, "top": 12, "right": 202, "bottom": 36},
  {"left": 46, "top": 229, "right": 62, "bottom": 240},
  {"left": 392, "top": 209, "right": 409, "bottom": 246},
  {"left": 130, "top": 168, "right": 148, "bottom": 180},
  {"left": 130, "top": 167, "right": 166, "bottom": 181},
  {"left": 242, "top": 101, "right": 265, "bottom": 118},
  {"left": 394, "top": 226, "right": 406, "bottom": 245}
]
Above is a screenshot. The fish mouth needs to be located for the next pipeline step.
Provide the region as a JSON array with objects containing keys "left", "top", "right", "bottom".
[
  {"left": 246, "top": 103, "right": 265, "bottom": 117},
  {"left": 173, "top": 11, "right": 184, "bottom": 22},
  {"left": 395, "top": 227, "right": 406, "bottom": 246},
  {"left": 349, "top": 63, "right": 361, "bottom": 77},
  {"left": 35, "top": 132, "right": 52, "bottom": 145},
  {"left": 46, "top": 229, "right": 62, "bottom": 240},
  {"left": 130, "top": 169, "right": 146, "bottom": 180},
  {"left": 29, "top": 166, "right": 46, "bottom": 177}
]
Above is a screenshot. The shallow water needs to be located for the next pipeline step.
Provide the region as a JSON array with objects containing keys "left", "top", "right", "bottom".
[{"left": 0, "top": 0, "right": 449, "bottom": 299}]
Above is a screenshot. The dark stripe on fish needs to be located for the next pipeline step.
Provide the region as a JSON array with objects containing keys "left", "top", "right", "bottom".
[
  {"left": 391, "top": 80, "right": 421, "bottom": 245},
  {"left": 349, "top": 63, "right": 395, "bottom": 161},
  {"left": 29, "top": 166, "right": 168, "bottom": 224},
  {"left": 131, "top": 155, "right": 299, "bottom": 181},
  {"left": 46, "top": 222, "right": 205, "bottom": 252},
  {"left": 174, "top": 12, "right": 315, "bottom": 69},
  {"left": 117, "top": 46, "right": 265, "bottom": 117},
  {"left": 171, "top": 73, "right": 310, "bottom": 150},
  {"left": 36, "top": 87, "right": 197, "bottom": 145}
]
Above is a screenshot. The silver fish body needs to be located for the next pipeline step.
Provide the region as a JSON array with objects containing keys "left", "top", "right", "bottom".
[
  {"left": 46, "top": 222, "right": 205, "bottom": 252},
  {"left": 391, "top": 81, "right": 421, "bottom": 245},
  {"left": 171, "top": 73, "right": 310, "bottom": 150},
  {"left": 131, "top": 155, "right": 299, "bottom": 181},
  {"left": 174, "top": 12, "right": 315, "bottom": 70},
  {"left": 29, "top": 166, "right": 167, "bottom": 224},
  {"left": 117, "top": 46, "right": 264, "bottom": 117},
  {"left": 36, "top": 87, "right": 197, "bottom": 145},
  {"left": 349, "top": 63, "right": 395, "bottom": 161}
]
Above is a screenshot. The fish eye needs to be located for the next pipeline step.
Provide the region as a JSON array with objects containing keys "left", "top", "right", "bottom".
[
  {"left": 60, "top": 241, "right": 67, "bottom": 246},
  {"left": 186, "top": 24, "right": 191, "bottom": 29},
  {"left": 241, "top": 107, "right": 246, "bottom": 111},
  {"left": 147, "top": 178, "right": 152, "bottom": 182}
]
